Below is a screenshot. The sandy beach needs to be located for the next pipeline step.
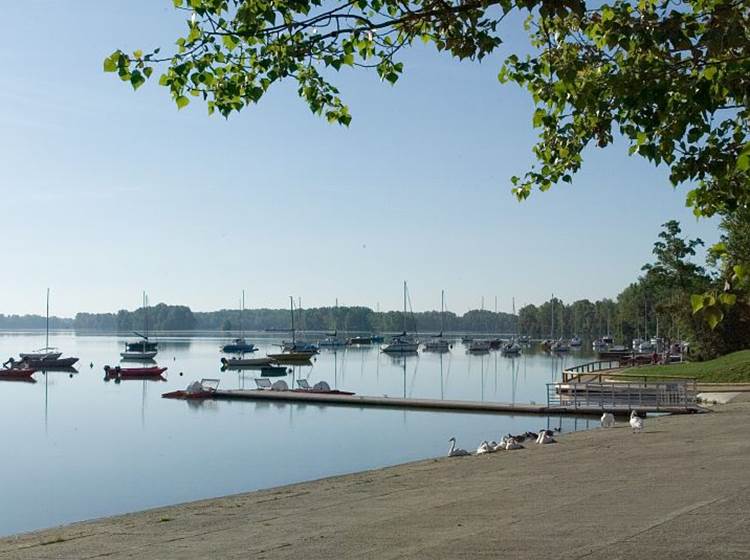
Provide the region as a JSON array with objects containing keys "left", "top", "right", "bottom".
[{"left": 2, "top": 399, "right": 749, "bottom": 559}]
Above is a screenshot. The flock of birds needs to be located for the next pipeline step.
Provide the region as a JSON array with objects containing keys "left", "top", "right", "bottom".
[{"left": 447, "top": 410, "right": 645, "bottom": 457}]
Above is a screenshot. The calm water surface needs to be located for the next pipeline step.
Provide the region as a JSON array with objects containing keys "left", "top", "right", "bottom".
[{"left": 0, "top": 332, "right": 598, "bottom": 537}]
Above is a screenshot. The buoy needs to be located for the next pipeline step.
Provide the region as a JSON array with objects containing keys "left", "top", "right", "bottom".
[{"left": 179, "top": 371, "right": 183, "bottom": 376}]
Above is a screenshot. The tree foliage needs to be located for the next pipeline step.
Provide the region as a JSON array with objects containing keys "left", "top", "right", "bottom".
[{"left": 105, "top": 0, "right": 750, "bottom": 217}]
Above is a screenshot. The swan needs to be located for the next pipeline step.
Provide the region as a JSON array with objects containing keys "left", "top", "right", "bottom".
[
  {"left": 630, "top": 410, "right": 644, "bottom": 433},
  {"left": 537, "top": 430, "right": 556, "bottom": 444},
  {"left": 505, "top": 437, "right": 524, "bottom": 450},
  {"left": 476, "top": 440, "right": 494, "bottom": 454},
  {"left": 601, "top": 412, "right": 615, "bottom": 428},
  {"left": 448, "top": 437, "right": 471, "bottom": 457},
  {"left": 492, "top": 440, "right": 506, "bottom": 452}
]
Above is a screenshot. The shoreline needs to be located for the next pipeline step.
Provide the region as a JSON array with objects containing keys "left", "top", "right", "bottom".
[{"left": 3, "top": 397, "right": 750, "bottom": 559}]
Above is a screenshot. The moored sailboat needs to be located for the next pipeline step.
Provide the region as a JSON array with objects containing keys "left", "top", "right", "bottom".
[{"left": 382, "top": 282, "right": 419, "bottom": 354}]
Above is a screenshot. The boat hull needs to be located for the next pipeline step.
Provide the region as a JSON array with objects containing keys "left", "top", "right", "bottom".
[
  {"left": 221, "top": 357, "right": 276, "bottom": 368},
  {"left": 104, "top": 365, "right": 167, "bottom": 378},
  {"left": 120, "top": 351, "right": 158, "bottom": 360},
  {"left": 0, "top": 368, "right": 36, "bottom": 379},
  {"left": 22, "top": 357, "right": 79, "bottom": 369}
]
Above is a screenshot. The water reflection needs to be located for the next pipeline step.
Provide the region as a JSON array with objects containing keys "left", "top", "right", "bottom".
[{"left": 0, "top": 332, "right": 599, "bottom": 538}]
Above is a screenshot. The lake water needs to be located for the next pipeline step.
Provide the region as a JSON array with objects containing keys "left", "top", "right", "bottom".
[{"left": 0, "top": 332, "right": 598, "bottom": 537}]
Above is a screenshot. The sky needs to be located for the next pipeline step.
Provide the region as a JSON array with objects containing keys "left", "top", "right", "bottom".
[{"left": 0, "top": 1, "right": 719, "bottom": 317}]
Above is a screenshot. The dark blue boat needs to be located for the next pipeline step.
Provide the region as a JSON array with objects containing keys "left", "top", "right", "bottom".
[{"left": 221, "top": 338, "right": 257, "bottom": 354}]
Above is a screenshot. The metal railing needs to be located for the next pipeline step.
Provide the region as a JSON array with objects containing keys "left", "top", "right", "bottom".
[{"left": 547, "top": 379, "right": 698, "bottom": 411}]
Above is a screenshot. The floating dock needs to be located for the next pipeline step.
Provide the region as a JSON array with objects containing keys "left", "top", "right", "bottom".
[{"left": 208, "top": 389, "right": 703, "bottom": 416}]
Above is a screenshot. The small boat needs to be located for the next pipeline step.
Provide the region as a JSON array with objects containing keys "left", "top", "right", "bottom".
[
  {"left": 488, "top": 338, "right": 504, "bottom": 350},
  {"left": 0, "top": 366, "right": 36, "bottom": 379},
  {"left": 122, "top": 293, "right": 159, "bottom": 359},
  {"left": 423, "top": 337, "right": 450, "bottom": 352},
  {"left": 501, "top": 342, "right": 521, "bottom": 355},
  {"left": 424, "top": 291, "right": 451, "bottom": 353},
  {"left": 281, "top": 341, "right": 319, "bottom": 353},
  {"left": 163, "top": 378, "right": 220, "bottom": 400},
  {"left": 260, "top": 366, "right": 289, "bottom": 377},
  {"left": 382, "top": 335, "right": 419, "bottom": 354},
  {"left": 318, "top": 336, "right": 347, "bottom": 348},
  {"left": 125, "top": 340, "right": 158, "bottom": 353},
  {"left": 221, "top": 357, "right": 276, "bottom": 368},
  {"left": 347, "top": 336, "right": 372, "bottom": 345},
  {"left": 569, "top": 336, "right": 582, "bottom": 347},
  {"left": 19, "top": 348, "right": 62, "bottom": 361},
  {"left": 370, "top": 335, "right": 385, "bottom": 343},
  {"left": 120, "top": 350, "right": 158, "bottom": 360},
  {"left": 468, "top": 340, "right": 491, "bottom": 353},
  {"left": 551, "top": 339, "right": 570, "bottom": 352},
  {"left": 104, "top": 365, "right": 167, "bottom": 378},
  {"left": 21, "top": 356, "right": 79, "bottom": 369},
  {"left": 267, "top": 352, "right": 315, "bottom": 363},
  {"left": 221, "top": 291, "right": 256, "bottom": 353},
  {"left": 221, "top": 338, "right": 257, "bottom": 353}
]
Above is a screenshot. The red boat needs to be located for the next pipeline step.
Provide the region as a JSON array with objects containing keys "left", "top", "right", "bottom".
[
  {"left": 104, "top": 365, "right": 167, "bottom": 378},
  {"left": 0, "top": 367, "right": 36, "bottom": 380}
]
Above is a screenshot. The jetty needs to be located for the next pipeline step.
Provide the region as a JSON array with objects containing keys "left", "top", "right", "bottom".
[{"left": 188, "top": 383, "right": 704, "bottom": 415}]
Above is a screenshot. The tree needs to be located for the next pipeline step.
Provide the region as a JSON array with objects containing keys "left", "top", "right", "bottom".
[{"left": 104, "top": 0, "right": 750, "bottom": 217}]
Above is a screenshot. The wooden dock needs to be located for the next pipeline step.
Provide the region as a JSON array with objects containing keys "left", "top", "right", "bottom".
[{"left": 209, "top": 389, "right": 703, "bottom": 416}]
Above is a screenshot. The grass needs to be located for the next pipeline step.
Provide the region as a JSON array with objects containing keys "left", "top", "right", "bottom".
[{"left": 622, "top": 350, "right": 750, "bottom": 383}]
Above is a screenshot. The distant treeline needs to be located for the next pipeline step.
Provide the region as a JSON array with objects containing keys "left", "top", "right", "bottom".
[
  {"left": 0, "top": 314, "right": 73, "bottom": 330},
  {"left": 3, "top": 304, "right": 519, "bottom": 334}
]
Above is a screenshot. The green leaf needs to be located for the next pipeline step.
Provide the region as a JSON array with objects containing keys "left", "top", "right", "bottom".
[
  {"left": 175, "top": 95, "right": 190, "bottom": 109},
  {"left": 103, "top": 53, "right": 119, "bottom": 72},
  {"left": 130, "top": 70, "right": 146, "bottom": 90},
  {"left": 704, "top": 306, "right": 723, "bottom": 330},
  {"left": 718, "top": 293, "right": 737, "bottom": 306},
  {"left": 690, "top": 294, "right": 705, "bottom": 313}
]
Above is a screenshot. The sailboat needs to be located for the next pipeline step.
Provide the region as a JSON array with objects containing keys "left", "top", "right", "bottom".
[
  {"left": 319, "top": 299, "right": 347, "bottom": 348},
  {"left": 121, "top": 292, "right": 158, "bottom": 360},
  {"left": 19, "top": 289, "right": 79, "bottom": 369},
  {"left": 268, "top": 297, "right": 318, "bottom": 362},
  {"left": 382, "top": 282, "right": 419, "bottom": 354},
  {"left": 424, "top": 290, "right": 450, "bottom": 352},
  {"left": 221, "top": 290, "right": 257, "bottom": 353}
]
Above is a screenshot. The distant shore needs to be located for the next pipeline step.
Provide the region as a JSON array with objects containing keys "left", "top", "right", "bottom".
[{"left": 2, "top": 396, "right": 748, "bottom": 559}]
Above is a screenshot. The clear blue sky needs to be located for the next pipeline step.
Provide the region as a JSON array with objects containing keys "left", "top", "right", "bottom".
[{"left": 0, "top": 1, "right": 718, "bottom": 317}]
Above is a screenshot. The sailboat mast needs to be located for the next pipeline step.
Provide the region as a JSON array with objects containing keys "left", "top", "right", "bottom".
[
  {"left": 240, "top": 290, "right": 244, "bottom": 338},
  {"left": 143, "top": 291, "right": 148, "bottom": 339},
  {"left": 290, "top": 296, "right": 295, "bottom": 344},
  {"left": 402, "top": 281, "right": 407, "bottom": 334},
  {"left": 441, "top": 289, "right": 445, "bottom": 334},
  {"left": 45, "top": 288, "right": 50, "bottom": 350},
  {"left": 550, "top": 294, "right": 554, "bottom": 339}
]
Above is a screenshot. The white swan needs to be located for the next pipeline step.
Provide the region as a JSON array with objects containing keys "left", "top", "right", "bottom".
[
  {"left": 448, "top": 437, "right": 471, "bottom": 457},
  {"left": 504, "top": 437, "right": 524, "bottom": 450},
  {"left": 537, "top": 430, "right": 556, "bottom": 444},
  {"left": 492, "top": 439, "right": 506, "bottom": 452},
  {"left": 630, "top": 410, "right": 644, "bottom": 433},
  {"left": 476, "top": 440, "right": 493, "bottom": 454},
  {"left": 601, "top": 412, "right": 615, "bottom": 428}
]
